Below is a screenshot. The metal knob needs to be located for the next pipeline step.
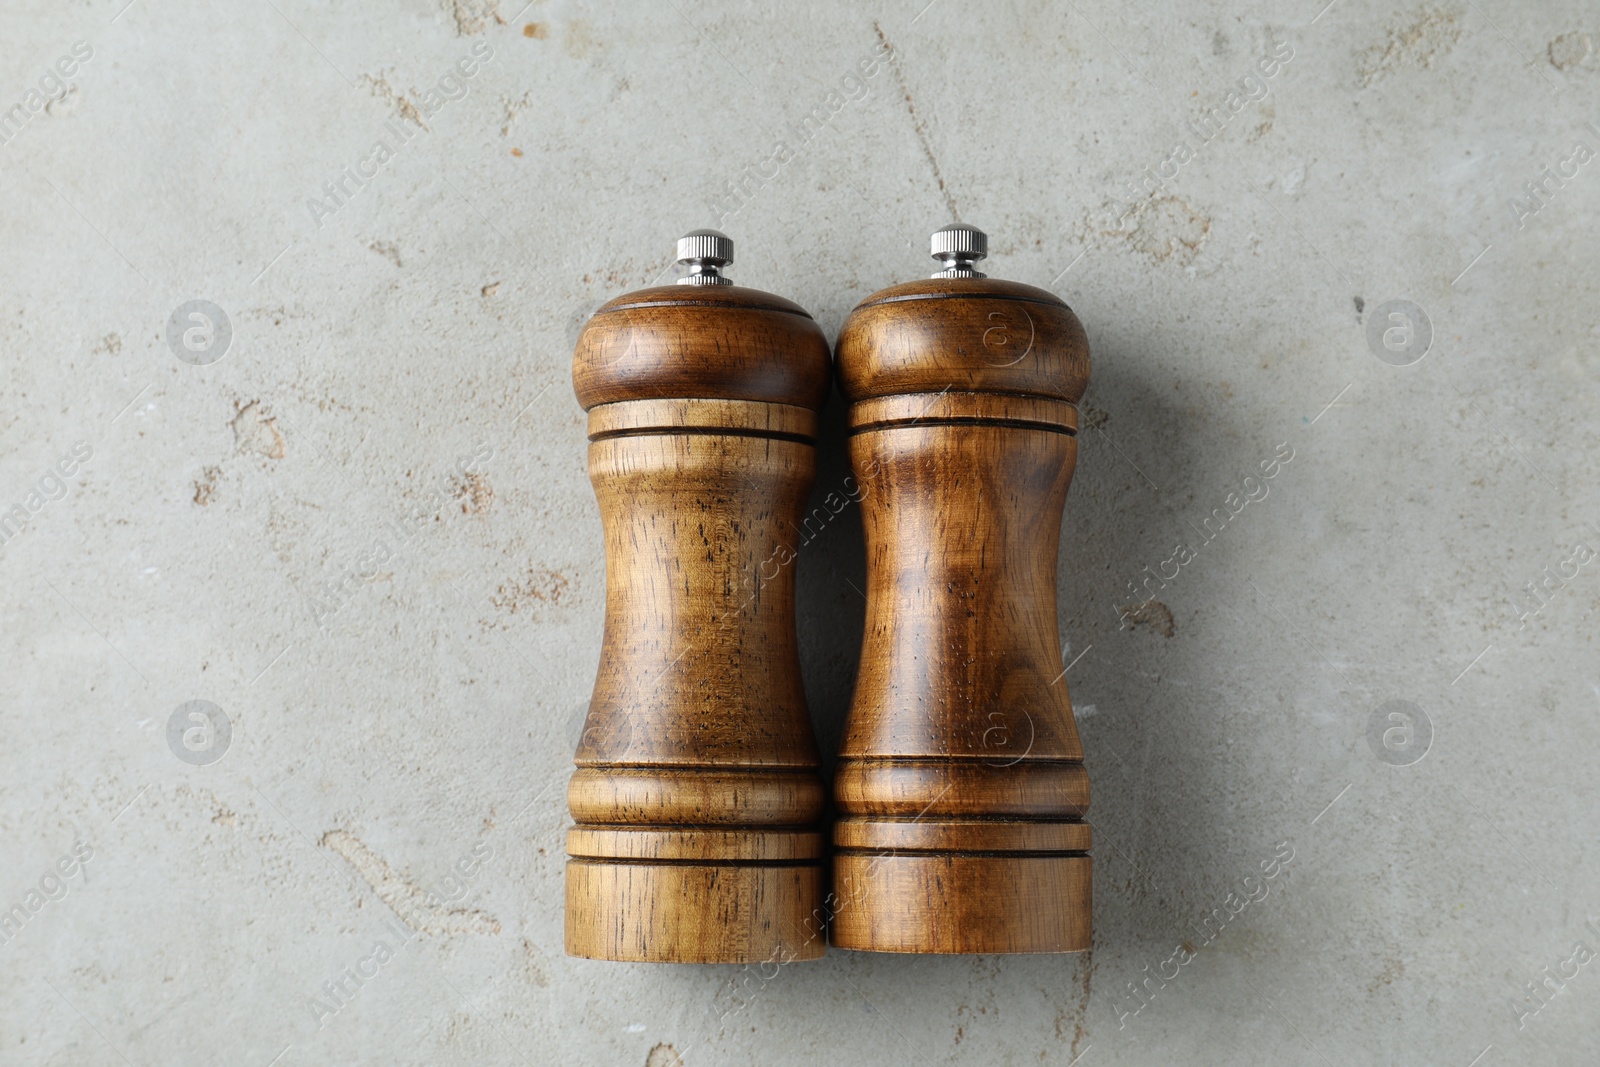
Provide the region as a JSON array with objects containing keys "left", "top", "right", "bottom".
[
  {"left": 676, "top": 229, "right": 734, "bottom": 286},
  {"left": 930, "top": 224, "right": 988, "bottom": 278}
]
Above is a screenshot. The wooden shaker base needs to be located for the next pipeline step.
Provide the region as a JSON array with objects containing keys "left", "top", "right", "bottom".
[
  {"left": 829, "top": 852, "right": 1091, "bottom": 954},
  {"left": 566, "top": 857, "right": 826, "bottom": 963}
]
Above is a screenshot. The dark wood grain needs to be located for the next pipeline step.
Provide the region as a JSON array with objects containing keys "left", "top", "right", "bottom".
[
  {"left": 566, "top": 284, "right": 832, "bottom": 963},
  {"left": 830, "top": 277, "right": 1095, "bottom": 954}
]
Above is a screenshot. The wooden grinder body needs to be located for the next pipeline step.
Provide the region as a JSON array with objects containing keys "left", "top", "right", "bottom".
[
  {"left": 832, "top": 277, "right": 1093, "bottom": 953},
  {"left": 568, "top": 283, "right": 831, "bottom": 963}
]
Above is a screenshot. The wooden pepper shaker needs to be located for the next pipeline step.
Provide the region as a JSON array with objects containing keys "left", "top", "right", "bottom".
[
  {"left": 830, "top": 225, "right": 1093, "bottom": 954},
  {"left": 566, "top": 231, "right": 832, "bottom": 963}
]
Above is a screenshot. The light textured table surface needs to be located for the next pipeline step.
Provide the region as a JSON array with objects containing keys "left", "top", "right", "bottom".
[{"left": 2, "top": 1, "right": 1597, "bottom": 1064}]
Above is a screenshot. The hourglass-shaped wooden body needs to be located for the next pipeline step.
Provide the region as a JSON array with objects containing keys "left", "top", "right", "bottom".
[
  {"left": 565, "top": 232, "right": 832, "bottom": 963},
  {"left": 829, "top": 226, "right": 1093, "bottom": 954}
]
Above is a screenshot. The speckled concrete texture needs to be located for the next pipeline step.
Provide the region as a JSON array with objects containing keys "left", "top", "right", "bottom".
[{"left": 2, "top": 1, "right": 1598, "bottom": 1064}]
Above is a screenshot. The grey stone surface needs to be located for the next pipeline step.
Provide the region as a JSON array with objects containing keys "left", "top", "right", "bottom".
[{"left": 2, "top": 1, "right": 1597, "bottom": 1064}]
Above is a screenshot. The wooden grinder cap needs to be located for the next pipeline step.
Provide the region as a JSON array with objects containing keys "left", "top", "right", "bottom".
[{"left": 574, "top": 286, "right": 831, "bottom": 412}]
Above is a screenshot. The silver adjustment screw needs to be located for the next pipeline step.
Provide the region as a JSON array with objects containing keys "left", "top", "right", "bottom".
[
  {"left": 676, "top": 229, "right": 734, "bottom": 286},
  {"left": 930, "top": 224, "right": 987, "bottom": 278}
]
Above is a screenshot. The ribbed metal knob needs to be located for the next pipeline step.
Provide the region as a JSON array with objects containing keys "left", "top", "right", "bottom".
[
  {"left": 930, "top": 224, "right": 988, "bottom": 278},
  {"left": 676, "top": 229, "right": 734, "bottom": 286}
]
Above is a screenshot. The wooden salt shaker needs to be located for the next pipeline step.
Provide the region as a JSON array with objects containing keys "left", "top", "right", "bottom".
[
  {"left": 565, "top": 231, "right": 832, "bottom": 963},
  {"left": 830, "top": 225, "right": 1094, "bottom": 954}
]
